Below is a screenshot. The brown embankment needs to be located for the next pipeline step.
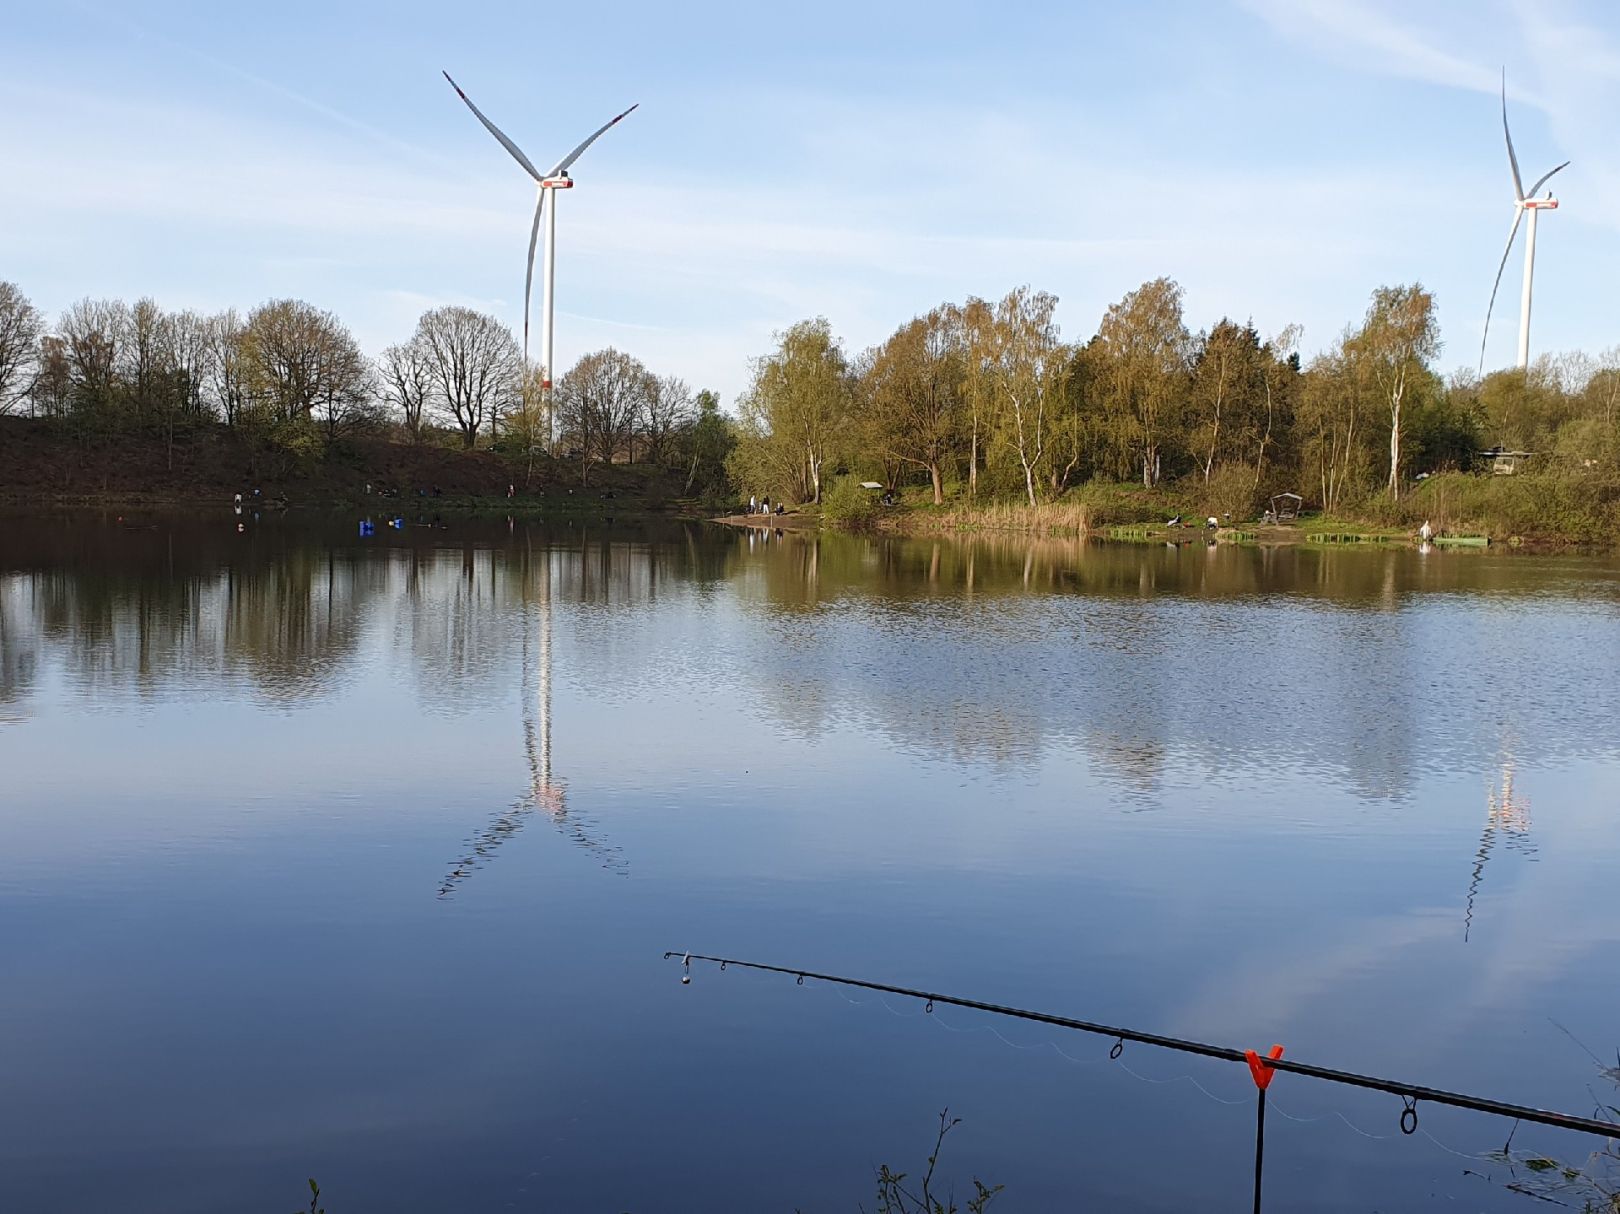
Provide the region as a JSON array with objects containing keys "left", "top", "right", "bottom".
[{"left": 0, "top": 416, "right": 687, "bottom": 511}]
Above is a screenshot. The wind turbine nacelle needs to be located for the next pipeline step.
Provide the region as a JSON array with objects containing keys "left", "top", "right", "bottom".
[
  {"left": 541, "top": 176, "right": 575, "bottom": 190},
  {"left": 1522, "top": 197, "right": 1559, "bottom": 210}
]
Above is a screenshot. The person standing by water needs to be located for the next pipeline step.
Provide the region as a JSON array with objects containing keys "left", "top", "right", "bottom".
[{"left": 749, "top": 495, "right": 757, "bottom": 515}]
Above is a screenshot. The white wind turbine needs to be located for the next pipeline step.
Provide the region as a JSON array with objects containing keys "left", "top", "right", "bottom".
[
  {"left": 1481, "top": 75, "right": 1568, "bottom": 373},
  {"left": 443, "top": 71, "right": 637, "bottom": 440}
]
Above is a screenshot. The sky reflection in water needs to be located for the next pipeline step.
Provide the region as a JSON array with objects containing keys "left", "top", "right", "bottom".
[{"left": 1, "top": 513, "right": 1618, "bottom": 1212}]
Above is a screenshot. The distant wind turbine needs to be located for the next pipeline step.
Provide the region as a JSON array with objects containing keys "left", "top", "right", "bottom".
[
  {"left": 442, "top": 71, "right": 637, "bottom": 433},
  {"left": 1480, "top": 74, "right": 1568, "bottom": 373}
]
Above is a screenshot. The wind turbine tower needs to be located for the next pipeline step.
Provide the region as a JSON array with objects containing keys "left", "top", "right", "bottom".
[
  {"left": 1481, "top": 75, "right": 1569, "bottom": 373},
  {"left": 443, "top": 72, "right": 637, "bottom": 444}
]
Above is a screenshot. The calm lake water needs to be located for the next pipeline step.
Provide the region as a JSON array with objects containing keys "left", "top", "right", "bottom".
[{"left": 2, "top": 511, "right": 1618, "bottom": 1213}]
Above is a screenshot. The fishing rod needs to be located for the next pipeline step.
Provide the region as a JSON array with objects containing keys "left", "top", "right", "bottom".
[{"left": 662, "top": 951, "right": 1619, "bottom": 1141}]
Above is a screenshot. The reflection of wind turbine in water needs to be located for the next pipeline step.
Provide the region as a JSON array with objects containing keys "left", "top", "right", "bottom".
[
  {"left": 1463, "top": 758, "right": 1536, "bottom": 941},
  {"left": 438, "top": 551, "right": 624, "bottom": 897}
]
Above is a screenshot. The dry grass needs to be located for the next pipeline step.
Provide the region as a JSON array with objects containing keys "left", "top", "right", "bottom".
[{"left": 905, "top": 500, "right": 1095, "bottom": 536}]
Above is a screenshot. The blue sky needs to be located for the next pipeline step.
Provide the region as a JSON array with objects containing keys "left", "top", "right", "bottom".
[{"left": 1, "top": 0, "right": 1616, "bottom": 405}]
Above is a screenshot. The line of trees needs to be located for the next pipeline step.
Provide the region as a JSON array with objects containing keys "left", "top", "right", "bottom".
[
  {"left": 6, "top": 275, "right": 1618, "bottom": 515},
  {"left": 0, "top": 282, "right": 735, "bottom": 498},
  {"left": 728, "top": 278, "right": 1620, "bottom": 515},
  {"left": 2, "top": 289, "right": 383, "bottom": 465}
]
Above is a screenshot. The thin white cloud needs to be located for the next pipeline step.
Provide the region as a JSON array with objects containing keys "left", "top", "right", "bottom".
[
  {"left": 1, "top": 71, "right": 1418, "bottom": 397},
  {"left": 4, "top": 3, "right": 1616, "bottom": 399},
  {"left": 1239, "top": 0, "right": 1620, "bottom": 371},
  {"left": 1238, "top": 0, "right": 1521, "bottom": 99},
  {"left": 60, "top": 0, "right": 454, "bottom": 169}
]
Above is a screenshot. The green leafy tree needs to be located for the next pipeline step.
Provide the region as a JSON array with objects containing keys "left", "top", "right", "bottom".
[
  {"left": 859, "top": 305, "right": 965, "bottom": 504},
  {"left": 1094, "top": 277, "right": 1191, "bottom": 487},
  {"left": 959, "top": 297, "right": 998, "bottom": 499},
  {"left": 1190, "top": 318, "right": 1266, "bottom": 483},
  {"left": 1254, "top": 324, "right": 1302, "bottom": 489},
  {"left": 732, "top": 318, "right": 850, "bottom": 504},
  {"left": 1408, "top": 376, "right": 1482, "bottom": 473},
  {"left": 1350, "top": 283, "right": 1441, "bottom": 498},
  {"left": 679, "top": 389, "right": 736, "bottom": 502},
  {"left": 502, "top": 363, "right": 550, "bottom": 486},
  {"left": 1297, "top": 336, "right": 1374, "bottom": 513},
  {"left": 985, "top": 286, "right": 1067, "bottom": 507},
  {"left": 1049, "top": 337, "right": 1103, "bottom": 492}
]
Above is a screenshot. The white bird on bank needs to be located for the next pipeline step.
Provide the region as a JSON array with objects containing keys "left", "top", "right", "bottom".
[{"left": 1419, "top": 520, "right": 1434, "bottom": 542}]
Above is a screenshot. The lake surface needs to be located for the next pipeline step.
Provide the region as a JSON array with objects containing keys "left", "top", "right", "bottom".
[{"left": 2, "top": 511, "right": 1617, "bottom": 1213}]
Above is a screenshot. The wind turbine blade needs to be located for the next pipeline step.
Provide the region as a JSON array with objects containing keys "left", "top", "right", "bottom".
[
  {"left": 1526, "top": 160, "right": 1570, "bottom": 198},
  {"left": 1502, "top": 73, "right": 1525, "bottom": 201},
  {"left": 547, "top": 103, "right": 639, "bottom": 176},
  {"left": 1479, "top": 208, "right": 1524, "bottom": 374},
  {"left": 524, "top": 189, "right": 545, "bottom": 362},
  {"left": 443, "top": 71, "right": 544, "bottom": 182}
]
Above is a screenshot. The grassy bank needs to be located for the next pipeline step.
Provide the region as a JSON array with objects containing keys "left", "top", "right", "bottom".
[
  {"left": 821, "top": 472, "right": 1620, "bottom": 548},
  {"left": 1340, "top": 472, "right": 1620, "bottom": 545},
  {"left": 859, "top": 482, "right": 1204, "bottom": 537}
]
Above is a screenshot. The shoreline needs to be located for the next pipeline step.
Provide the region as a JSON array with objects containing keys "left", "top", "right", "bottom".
[
  {"left": 712, "top": 508, "right": 1601, "bottom": 554},
  {"left": 7, "top": 497, "right": 1595, "bottom": 553},
  {"left": 0, "top": 491, "right": 706, "bottom": 521},
  {"left": 709, "top": 511, "right": 819, "bottom": 531}
]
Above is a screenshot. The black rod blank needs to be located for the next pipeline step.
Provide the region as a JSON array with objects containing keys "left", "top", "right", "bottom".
[{"left": 664, "top": 951, "right": 1619, "bottom": 1141}]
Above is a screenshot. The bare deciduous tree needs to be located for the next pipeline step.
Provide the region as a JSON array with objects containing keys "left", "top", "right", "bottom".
[
  {"left": 241, "top": 299, "right": 371, "bottom": 434},
  {"left": 554, "top": 348, "right": 653, "bottom": 483},
  {"left": 1582, "top": 346, "right": 1620, "bottom": 428},
  {"left": 30, "top": 336, "right": 73, "bottom": 419},
  {"left": 59, "top": 298, "right": 129, "bottom": 417},
  {"left": 206, "top": 310, "right": 250, "bottom": 428},
  {"left": 0, "top": 282, "right": 43, "bottom": 416},
  {"left": 414, "top": 306, "right": 521, "bottom": 448},
  {"left": 639, "top": 373, "right": 695, "bottom": 467},
  {"left": 165, "top": 310, "right": 215, "bottom": 421},
  {"left": 122, "top": 297, "right": 168, "bottom": 428},
  {"left": 379, "top": 339, "right": 432, "bottom": 442}
]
